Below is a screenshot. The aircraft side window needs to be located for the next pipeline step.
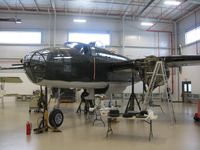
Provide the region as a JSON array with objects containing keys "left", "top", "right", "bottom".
[
  {"left": 90, "top": 47, "right": 96, "bottom": 56},
  {"left": 83, "top": 46, "right": 89, "bottom": 55},
  {"left": 74, "top": 45, "right": 83, "bottom": 52},
  {"left": 81, "top": 46, "right": 91, "bottom": 55}
]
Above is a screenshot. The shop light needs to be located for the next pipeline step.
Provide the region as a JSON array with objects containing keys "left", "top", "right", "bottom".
[
  {"left": 73, "top": 19, "right": 87, "bottom": 23},
  {"left": 164, "top": 1, "right": 181, "bottom": 6},
  {"left": 141, "top": 22, "right": 154, "bottom": 26},
  {"left": 15, "top": 18, "right": 22, "bottom": 24}
]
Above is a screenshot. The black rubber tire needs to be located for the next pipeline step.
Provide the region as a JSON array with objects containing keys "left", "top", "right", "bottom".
[{"left": 49, "top": 109, "right": 64, "bottom": 128}]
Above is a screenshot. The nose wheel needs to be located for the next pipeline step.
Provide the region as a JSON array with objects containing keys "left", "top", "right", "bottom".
[{"left": 49, "top": 109, "right": 64, "bottom": 128}]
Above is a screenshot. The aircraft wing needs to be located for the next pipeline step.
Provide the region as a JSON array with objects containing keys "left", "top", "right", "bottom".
[
  {"left": 159, "top": 55, "right": 200, "bottom": 67},
  {"left": 111, "top": 55, "right": 200, "bottom": 71},
  {"left": 110, "top": 55, "right": 200, "bottom": 88},
  {"left": 0, "top": 66, "right": 23, "bottom": 70}
]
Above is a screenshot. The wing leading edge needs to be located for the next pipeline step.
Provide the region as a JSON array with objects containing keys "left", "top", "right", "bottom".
[
  {"left": 111, "top": 55, "right": 200, "bottom": 71},
  {"left": 110, "top": 55, "right": 200, "bottom": 88}
]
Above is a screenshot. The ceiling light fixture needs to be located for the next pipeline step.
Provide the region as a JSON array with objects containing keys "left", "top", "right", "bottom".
[
  {"left": 73, "top": 19, "right": 87, "bottom": 23},
  {"left": 141, "top": 22, "right": 154, "bottom": 26},
  {"left": 0, "top": 17, "right": 22, "bottom": 24},
  {"left": 15, "top": 18, "right": 22, "bottom": 24},
  {"left": 164, "top": 1, "right": 181, "bottom": 6}
]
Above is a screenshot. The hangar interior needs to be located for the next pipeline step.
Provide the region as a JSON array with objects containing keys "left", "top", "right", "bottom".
[{"left": 0, "top": 0, "right": 200, "bottom": 150}]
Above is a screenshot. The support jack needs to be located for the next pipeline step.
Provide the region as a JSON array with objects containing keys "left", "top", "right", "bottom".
[{"left": 125, "top": 67, "right": 141, "bottom": 113}]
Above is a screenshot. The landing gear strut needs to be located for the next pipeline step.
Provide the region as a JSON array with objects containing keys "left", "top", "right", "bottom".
[{"left": 33, "top": 86, "right": 64, "bottom": 134}]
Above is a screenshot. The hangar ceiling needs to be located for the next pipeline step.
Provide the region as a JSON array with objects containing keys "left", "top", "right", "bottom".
[{"left": 0, "top": 0, "right": 199, "bottom": 22}]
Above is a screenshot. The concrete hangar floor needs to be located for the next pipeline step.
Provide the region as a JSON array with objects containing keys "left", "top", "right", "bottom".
[{"left": 0, "top": 97, "right": 200, "bottom": 150}]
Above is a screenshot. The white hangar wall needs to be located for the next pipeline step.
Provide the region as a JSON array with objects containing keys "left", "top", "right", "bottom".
[
  {"left": 177, "top": 9, "right": 200, "bottom": 98},
  {"left": 0, "top": 13, "right": 172, "bottom": 94}
]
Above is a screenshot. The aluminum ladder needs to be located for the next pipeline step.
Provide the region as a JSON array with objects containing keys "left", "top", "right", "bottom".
[{"left": 144, "top": 61, "right": 176, "bottom": 123}]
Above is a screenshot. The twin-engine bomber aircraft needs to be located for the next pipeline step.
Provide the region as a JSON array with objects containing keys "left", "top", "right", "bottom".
[
  {"left": 2, "top": 42, "right": 200, "bottom": 129},
  {"left": 22, "top": 42, "right": 200, "bottom": 94}
]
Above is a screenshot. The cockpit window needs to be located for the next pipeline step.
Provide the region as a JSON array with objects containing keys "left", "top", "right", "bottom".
[
  {"left": 65, "top": 42, "right": 79, "bottom": 48},
  {"left": 65, "top": 42, "right": 91, "bottom": 56}
]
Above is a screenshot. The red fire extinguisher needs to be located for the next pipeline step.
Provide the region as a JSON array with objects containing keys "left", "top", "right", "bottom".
[{"left": 26, "top": 121, "right": 32, "bottom": 135}]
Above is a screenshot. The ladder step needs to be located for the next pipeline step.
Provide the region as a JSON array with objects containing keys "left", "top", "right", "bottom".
[
  {"left": 144, "top": 61, "right": 170, "bottom": 105},
  {"left": 146, "top": 72, "right": 165, "bottom": 76}
]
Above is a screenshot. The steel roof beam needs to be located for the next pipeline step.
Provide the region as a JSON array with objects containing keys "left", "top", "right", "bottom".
[
  {"left": 122, "top": 0, "right": 133, "bottom": 17},
  {"left": 64, "top": 1, "right": 67, "bottom": 13},
  {"left": 79, "top": 7, "right": 82, "bottom": 14},
  {"left": 63, "top": 0, "right": 145, "bottom": 6},
  {"left": 142, "top": 0, "right": 162, "bottom": 18},
  {"left": 2, "top": 0, "right": 11, "bottom": 11},
  {"left": 62, "top": 0, "right": 169, "bottom": 9},
  {"left": 137, "top": 0, "right": 155, "bottom": 16},
  {"left": 106, "top": 0, "right": 114, "bottom": 16},
  {"left": 50, "top": 0, "right": 56, "bottom": 14},
  {"left": 156, "top": 0, "right": 187, "bottom": 20},
  {"left": 33, "top": 0, "right": 39, "bottom": 11},
  {"left": 18, "top": 0, "right": 25, "bottom": 10},
  {"left": 0, "top": 8, "right": 173, "bottom": 24},
  {"left": 175, "top": 5, "right": 200, "bottom": 22},
  {"left": 92, "top": 7, "right": 96, "bottom": 14}
]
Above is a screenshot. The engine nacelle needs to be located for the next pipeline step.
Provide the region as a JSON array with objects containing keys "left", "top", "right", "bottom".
[{"left": 137, "top": 56, "right": 170, "bottom": 89}]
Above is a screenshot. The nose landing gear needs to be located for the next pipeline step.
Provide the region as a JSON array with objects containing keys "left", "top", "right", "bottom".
[{"left": 33, "top": 87, "right": 64, "bottom": 134}]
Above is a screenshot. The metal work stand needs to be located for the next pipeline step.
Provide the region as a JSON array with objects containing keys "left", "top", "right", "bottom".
[
  {"left": 125, "top": 68, "right": 141, "bottom": 113},
  {"left": 93, "top": 110, "right": 105, "bottom": 126},
  {"left": 144, "top": 120, "right": 153, "bottom": 141},
  {"left": 77, "top": 99, "right": 94, "bottom": 114},
  {"left": 76, "top": 99, "right": 85, "bottom": 113},
  {"left": 106, "top": 118, "right": 113, "bottom": 137}
]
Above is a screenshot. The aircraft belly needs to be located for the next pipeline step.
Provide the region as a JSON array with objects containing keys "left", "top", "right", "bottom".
[
  {"left": 37, "top": 80, "right": 108, "bottom": 88},
  {"left": 37, "top": 80, "right": 130, "bottom": 91}
]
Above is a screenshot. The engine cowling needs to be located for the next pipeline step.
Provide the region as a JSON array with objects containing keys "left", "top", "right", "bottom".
[{"left": 137, "top": 56, "right": 170, "bottom": 89}]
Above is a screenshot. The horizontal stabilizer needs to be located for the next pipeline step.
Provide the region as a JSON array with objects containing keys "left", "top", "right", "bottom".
[
  {"left": 0, "top": 66, "right": 24, "bottom": 70},
  {"left": 0, "top": 77, "right": 23, "bottom": 83},
  {"left": 12, "top": 64, "right": 23, "bottom": 66}
]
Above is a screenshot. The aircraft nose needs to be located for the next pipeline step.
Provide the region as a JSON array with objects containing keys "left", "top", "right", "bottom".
[{"left": 24, "top": 51, "right": 46, "bottom": 83}]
